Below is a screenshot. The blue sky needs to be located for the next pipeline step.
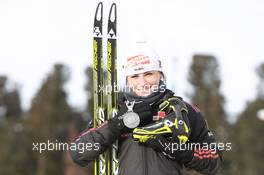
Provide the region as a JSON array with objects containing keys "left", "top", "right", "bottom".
[{"left": 0, "top": 0, "right": 263, "bottom": 121}]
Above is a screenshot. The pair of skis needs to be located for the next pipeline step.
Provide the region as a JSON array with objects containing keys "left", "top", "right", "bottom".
[{"left": 93, "top": 2, "right": 118, "bottom": 175}]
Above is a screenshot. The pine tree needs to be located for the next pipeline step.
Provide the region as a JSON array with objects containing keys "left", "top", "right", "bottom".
[
  {"left": 231, "top": 63, "right": 264, "bottom": 175},
  {"left": 187, "top": 54, "right": 229, "bottom": 175},
  {"left": 0, "top": 76, "right": 30, "bottom": 175},
  {"left": 25, "top": 64, "right": 72, "bottom": 175},
  {"left": 0, "top": 75, "right": 21, "bottom": 119},
  {"left": 188, "top": 54, "right": 228, "bottom": 141}
]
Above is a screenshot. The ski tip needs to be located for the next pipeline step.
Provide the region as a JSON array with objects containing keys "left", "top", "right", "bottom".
[
  {"left": 94, "top": 2, "right": 103, "bottom": 37},
  {"left": 97, "top": 2, "right": 103, "bottom": 8},
  {"left": 95, "top": 2, "right": 103, "bottom": 22},
  {"left": 110, "top": 3, "right": 117, "bottom": 9},
  {"left": 109, "top": 3, "right": 117, "bottom": 18},
  {"left": 108, "top": 3, "right": 117, "bottom": 38}
]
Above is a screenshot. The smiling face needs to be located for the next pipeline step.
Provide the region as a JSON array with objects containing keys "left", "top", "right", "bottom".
[{"left": 127, "top": 71, "right": 162, "bottom": 97}]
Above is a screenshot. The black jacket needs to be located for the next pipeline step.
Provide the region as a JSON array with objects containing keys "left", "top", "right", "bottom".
[{"left": 70, "top": 90, "right": 223, "bottom": 175}]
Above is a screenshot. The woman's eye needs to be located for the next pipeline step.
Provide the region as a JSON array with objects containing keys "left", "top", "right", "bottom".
[
  {"left": 145, "top": 72, "right": 153, "bottom": 76},
  {"left": 130, "top": 75, "right": 139, "bottom": 78}
]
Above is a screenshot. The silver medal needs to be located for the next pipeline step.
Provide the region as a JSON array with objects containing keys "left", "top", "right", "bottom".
[{"left": 123, "top": 101, "right": 140, "bottom": 128}]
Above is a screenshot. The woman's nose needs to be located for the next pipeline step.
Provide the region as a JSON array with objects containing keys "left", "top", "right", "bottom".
[{"left": 137, "top": 75, "right": 147, "bottom": 85}]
